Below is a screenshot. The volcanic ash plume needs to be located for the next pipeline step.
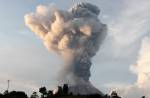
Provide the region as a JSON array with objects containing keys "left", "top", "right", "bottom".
[{"left": 24, "top": 3, "right": 107, "bottom": 94}]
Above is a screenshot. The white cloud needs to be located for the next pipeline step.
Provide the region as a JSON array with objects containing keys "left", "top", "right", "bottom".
[
  {"left": 99, "top": 0, "right": 150, "bottom": 97},
  {"left": 109, "top": 0, "right": 150, "bottom": 45},
  {"left": 102, "top": 0, "right": 150, "bottom": 59},
  {"left": 116, "top": 37, "right": 150, "bottom": 98}
]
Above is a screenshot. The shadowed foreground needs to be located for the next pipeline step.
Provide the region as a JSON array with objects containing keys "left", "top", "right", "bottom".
[
  {"left": 0, "top": 84, "right": 123, "bottom": 98},
  {"left": 0, "top": 84, "right": 145, "bottom": 98}
]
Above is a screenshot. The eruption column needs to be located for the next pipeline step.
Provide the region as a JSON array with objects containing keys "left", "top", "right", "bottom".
[{"left": 25, "top": 2, "right": 107, "bottom": 94}]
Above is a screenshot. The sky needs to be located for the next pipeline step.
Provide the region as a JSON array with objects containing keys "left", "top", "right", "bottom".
[{"left": 0, "top": 0, "right": 150, "bottom": 97}]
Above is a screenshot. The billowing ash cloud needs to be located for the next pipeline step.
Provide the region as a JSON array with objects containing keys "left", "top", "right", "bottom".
[{"left": 24, "top": 2, "right": 107, "bottom": 94}]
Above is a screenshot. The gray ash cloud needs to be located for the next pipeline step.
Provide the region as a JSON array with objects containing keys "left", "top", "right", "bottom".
[{"left": 25, "top": 2, "right": 107, "bottom": 94}]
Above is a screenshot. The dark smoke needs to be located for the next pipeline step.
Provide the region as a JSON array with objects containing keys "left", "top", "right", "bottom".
[{"left": 24, "top": 2, "right": 107, "bottom": 95}]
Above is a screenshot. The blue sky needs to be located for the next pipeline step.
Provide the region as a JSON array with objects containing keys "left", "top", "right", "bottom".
[{"left": 0, "top": 0, "right": 150, "bottom": 96}]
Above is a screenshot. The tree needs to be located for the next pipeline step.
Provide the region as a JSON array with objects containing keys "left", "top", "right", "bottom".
[
  {"left": 63, "top": 84, "right": 69, "bottom": 95},
  {"left": 110, "top": 91, "right": 121, "bottom": 98},
  {"left": 30, "top": 92, "right": 39, "bottom": 98},
  {"left": 39, "top": 87, "right": 47, "bottom": 98},
  {"left": 142, "top": 96, "right": 145, "bottom": 98}
]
